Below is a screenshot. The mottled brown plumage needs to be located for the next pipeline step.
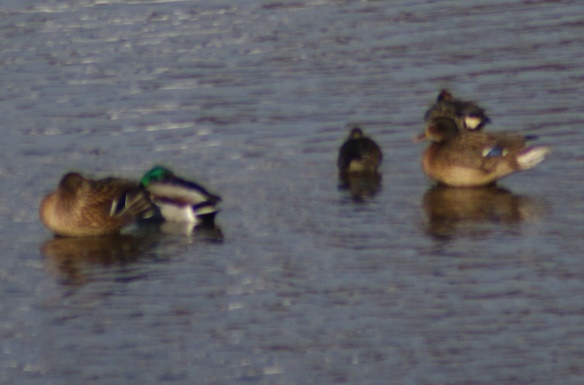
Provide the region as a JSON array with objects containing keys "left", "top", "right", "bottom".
[
  {"left": 40, "top": 173, "right": 154, "bottom": 237},
  {"left": 417, "top": 117, "right": 550, "bottom": 187},
  {"left": 424, "top": 89, "right": 491, "bottom": 131},
  {"left": 337, "top": 127, "right": 382, "bottom": 176}
]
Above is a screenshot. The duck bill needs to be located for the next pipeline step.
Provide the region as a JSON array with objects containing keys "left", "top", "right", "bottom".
[{"left": 412, "top": 131, "right": 427, "bottom": 143}]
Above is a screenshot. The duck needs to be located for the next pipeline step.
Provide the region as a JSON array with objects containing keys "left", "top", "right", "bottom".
[
  {"left": 424, "top": 89, "right": 491, "bottom": 131},
  {"left": 337, "top": 127, "right": 382, "bottom": 176},
  {"left": 416, "top": 117, "right": 550, "bottom": 187},
  {"left": 139, "top": 166, "right": 221, "bottom": 224},
  {"left": 40, "top": 172, "right": 155, "bottom": 237}
]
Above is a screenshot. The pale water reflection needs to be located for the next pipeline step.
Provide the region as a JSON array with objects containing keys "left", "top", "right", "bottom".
[{"left": 156, "top": 221, "right": 224, "bottom": 241}]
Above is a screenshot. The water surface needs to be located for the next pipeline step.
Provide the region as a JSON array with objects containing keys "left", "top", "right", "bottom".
[{"left": 1, "top": 1, "right": 583, "bottom": 384}]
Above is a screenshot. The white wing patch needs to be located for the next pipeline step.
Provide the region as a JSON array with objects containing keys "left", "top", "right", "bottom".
[
  {"left": 147, "top": 183, "right": 209, "bottom": 204},
  {"left": 464, "top": 116, "right": 482, "bottom": 130},
  {"left": 517, "top": 146, "right": 551, "bottom": 170},
  {"left": 159, "top": 203, "right": 197, "bottom": 223}
]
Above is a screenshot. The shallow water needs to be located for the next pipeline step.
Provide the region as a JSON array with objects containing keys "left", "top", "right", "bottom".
[{"left": 1, "top": 0, "right": 584, "bottom": 384}]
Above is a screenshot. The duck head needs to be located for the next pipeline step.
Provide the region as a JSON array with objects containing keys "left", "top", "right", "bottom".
[
  {"left": 415, "top": 117, "right": 459, "bottom": 143},
  {"left": 140, "top": 166, "right": 175, "bottom": 187}
]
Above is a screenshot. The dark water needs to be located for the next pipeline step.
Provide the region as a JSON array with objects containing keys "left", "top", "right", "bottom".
[{"left": 1, "top": 1, "right": 584, "bottom": 384}]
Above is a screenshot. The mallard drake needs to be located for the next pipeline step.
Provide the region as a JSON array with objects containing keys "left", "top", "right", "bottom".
[
  {"left": 139, "top": 166, "right": 221, "bottom": 224},
  {"left": 424, "top": 89, "right": 491, "bottom": 131},
  {"left": 416, "top": 117, "right": 550, "bottom": 187},
  {"left": 40, "top": 172, "right": 155, "bottom": 237},
  {"left": 337, "top": 127, "right": 382, "bottom": 176}
]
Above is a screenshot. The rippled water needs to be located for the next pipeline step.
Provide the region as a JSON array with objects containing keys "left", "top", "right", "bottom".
[{"left": 1, "top": 1, "right": 584, "bottom": 384}]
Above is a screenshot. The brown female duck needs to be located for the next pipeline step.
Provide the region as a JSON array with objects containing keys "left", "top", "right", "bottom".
[
  {"left": 40, "top": 172, "right": 154, "bottom": 237},
  {"left": 416, "top": 117, "right": 550, "bottom": 187}
]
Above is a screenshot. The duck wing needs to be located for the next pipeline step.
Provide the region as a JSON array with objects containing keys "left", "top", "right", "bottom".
[
  {"left": 442, "top": 133, "right": 529, "bottom": 172},
  {"left": 146, "top": 179, "right": 221, "bottom": 206}
]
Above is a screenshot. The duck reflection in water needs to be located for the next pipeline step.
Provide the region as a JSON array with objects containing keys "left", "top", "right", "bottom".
[
  {"left": 337, "top": 126, "right": 383, "bottom": 201},
  {"left": 422, "top": 185, "right": 549, "bottom": 239},
  {"left": 42, "top": 221, "right": 223, "bottom": 285},
  {"left": 338, "top": 172, "right": 382, "bottom": 202},
  {"left": 41, "top": 234, "right": 154, "bottom": 285},
  {"left": 146, "top": 218, "right": 224, "bottom": 241}
]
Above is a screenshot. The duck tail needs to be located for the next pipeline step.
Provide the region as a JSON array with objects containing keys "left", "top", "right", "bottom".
[
  {"left": 194, "top": 202, "right": 220, "bottom": 226},
  {"left": 516, "top": 146, "right": 551, "bottom": 170},
  {"left": 192, "top": 200, "right": 220, "bottom": 217}
]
